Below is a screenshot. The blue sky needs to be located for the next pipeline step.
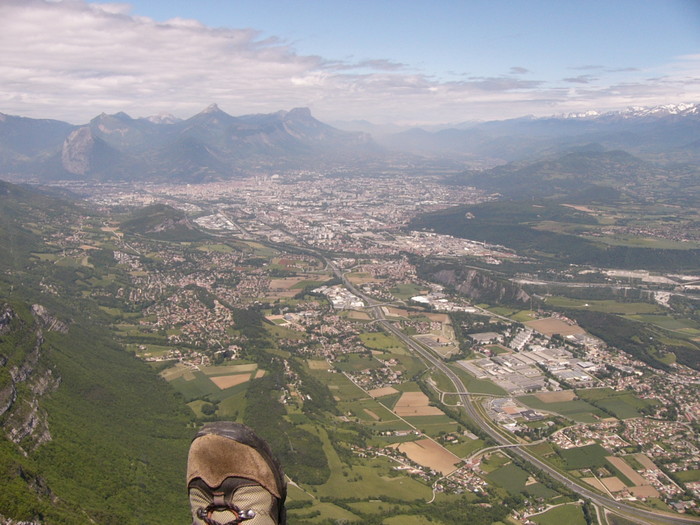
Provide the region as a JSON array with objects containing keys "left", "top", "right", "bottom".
[{"left": 1, "top": 0, "right": 699, "bottom": 125}]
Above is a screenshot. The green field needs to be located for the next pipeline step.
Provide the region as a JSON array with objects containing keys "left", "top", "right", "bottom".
[
  {"left": 334, "top": 353, "right": 383, "bottom": 372},
  {"left": 217, "top": 390, "right": 247, "bottom": 419},
  {"left": 310, "top": 426, "right": 433, "bottom": 502},
  {"left": 557, "top": 444, "right": 610, "bottom": 470},
  {"left": 544, "top": 297, "right": 661, "bottom": 315},
  {"left": 346, "top": 398, "right": 400, "bottom": 423},
  {"left": 518, "top": 395, "right": 606, "bottom": 422},
  {"left": 308, "top": 367, "right": 370, "bottom": 402},
  {"left": 480, "top": 452, "right": 510, "bottom": 474},
  {"left": 486, "top": 463, "right": 558, "bottom": 499},
  {"left": 196, "top": 243, "right": 235, "bottom": 253},
  {"left": 290, "top": 279, "right": 328, "bottom": 289},
  {"left": 359, "top": 331, "right": 407, "bottom": 352},
  {"left": 607, "top": 514, "right": 645, "bottom": 525},
  {"left": 627, "top": 314, "right": 700, "bottom": 335},
  {"left": 675, "top": 469, "right": 700, "bottom": 483},
  {"left": 444, "top": 438, "right": 485, "bottom": 458},
  {"left": 576, "top": 388, "right": 654, "bottom": 419},
  {"left": 531, "top": 504, "right": 586, "bottom": 525},
  {"left": 583, "top": 234, "right": 700, "bottom": 250},
  {"left": 403, "top": 414, "right": 459, "bottom": 435},
  {"left": 391, "top": 353, "right": 429, "bottom": 377},
  {"left": 166, "top": 369, "right": 250, "bottom": 403},
  {"left": 390, "top": 283, "right": 426, "bottom": 300},
  {"left": 527, "top": 442, "right": 556, "bottom": 457},
  {"left": 128, "top": 343, "right": 172, "bottom": 358}
]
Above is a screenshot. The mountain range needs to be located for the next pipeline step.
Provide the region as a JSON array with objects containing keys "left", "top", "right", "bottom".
[
  {"left": 0, "top": 105, "right": 375, "bottom": 182},
  {"left": 0, "top": 102, "right": 698, "bottom": 183},
  {"left": 376, "top": 103, "right": 700, "bottom": 164}
]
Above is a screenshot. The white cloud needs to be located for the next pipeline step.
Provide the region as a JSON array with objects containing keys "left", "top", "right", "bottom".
[{"left": 0, "top": 0, "right": 698, "bottom": 125}]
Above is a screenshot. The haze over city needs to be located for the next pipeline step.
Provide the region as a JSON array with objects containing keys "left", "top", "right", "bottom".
[{"left": 2, "top": 0, "right": 700, "bottom": 125}]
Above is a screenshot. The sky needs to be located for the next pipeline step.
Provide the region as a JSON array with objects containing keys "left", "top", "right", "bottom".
[{"left": 2, "top": 0, "right": 700, "bottom": 126}]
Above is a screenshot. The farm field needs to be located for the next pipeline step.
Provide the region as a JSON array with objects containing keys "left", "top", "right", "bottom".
[
  {"left": 390, "top": 283, "right": 427, "bottom": 300},
  {"left": 359, "top": 331, "right": 408, "bottom": 352},
  {"left": 525, "top": 317, "right": 586, "bottom": 337},
  {"left": 576, "top": 388, "right": 654, "bottom": 419},
  {"left": 394, "top": 438, "right": 461, "bottom": 475},
  {"left": 307, "top": 367, "right": 367, "bottom": 402},
  {"left": 345, "top": 272, "right": 380, "bottom": 284},
  {"left": 530, "top": 503, "right": 587, "bottom": 525},
  {"left": 393, "top": 391, "right": 444, "bottom": 416},
  {"left": 543, "top": 297, "right": 662, "bottom": 315},
  {"left": 404, "top": 415, "right": 460, "bottom": 436},
  {"left": 334, "top": 353, "right": 383, "bottom": 372},
  {"left": 626, "top": 314, "right": 700, "bottom": 335},
  {"left": 675, "top": 469, "right": 700, "bottom": 482},
  {"left": 368, "top": 386, "right": 399, "bottom": 398},
  {"left": 159, "top": 360, "right": 263, "bottom": 415},
  {"left": 556, "top": 444, "right": 609, "bottom": 470},
  {"left": 533, "top": 390, "right": 576, "bottom": 403},
  {"left": 486, "top": 462, "right": 557, "bottom": 499},
  {"left": 311, "top": 427, "right": 433, "bottom": 502},
  {"left": 344, "top": 309, "right": 372, "bottom": 320},
  {"left": 444, "top": 437, "right": 485, "bottom": 458},
  {"left": 518, "top": 395, "right": 606, "bottom": 422}
]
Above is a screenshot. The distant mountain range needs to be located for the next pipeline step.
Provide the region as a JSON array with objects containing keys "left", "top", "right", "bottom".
[
  {"left": 376, "top": 103, "right": 700, "bottom": 164},
  {"left": 0, "top": 105, "right": 376, "bottom": 182},
  {"left": 0, "top": 102, "right": 698, "bottom": 182}
]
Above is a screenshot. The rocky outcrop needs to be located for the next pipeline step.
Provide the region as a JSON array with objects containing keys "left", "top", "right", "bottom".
[
  {"left": 61, "top": 126, "right": 94, "bottom": 175},
  {"left": 0, "top": 304, "right": 14, "bottom": 334},
  {"left": 0, "top": 304, "right": 61, "bottom": 453},
  {"left": 430, "top": 267, "right": 531, "bottom": 306},
  {"left": 30, "top": 304, "right": 69, "bottom": 334},
  {"left": 0, "top": 516, "right": 43, "bottom": 525}
]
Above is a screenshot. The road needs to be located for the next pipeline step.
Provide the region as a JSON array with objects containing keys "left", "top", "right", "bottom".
[{"left": 327, "top": 258, "right": 700, "bottom": 525}]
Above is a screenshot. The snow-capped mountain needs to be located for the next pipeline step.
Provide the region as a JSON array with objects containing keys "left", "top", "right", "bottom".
[
  {"left": 378, "top": 102, "right": 700, "bottom": 163},
  {"left": 563, "top": 103, "right": 699, "bottom": 120}
]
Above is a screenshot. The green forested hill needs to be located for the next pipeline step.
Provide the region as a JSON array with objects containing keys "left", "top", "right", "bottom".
[
  {"left": 0, "top": 181, "right": 192, "bottom": 524},
  {"left": 409, "top": 200, "right": 700, "bottom": 272},
  {"left": 448, "top": 150, "right": 700, "bottom": 203}
]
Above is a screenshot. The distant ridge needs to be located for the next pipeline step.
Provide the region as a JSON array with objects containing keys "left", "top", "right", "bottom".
[
  {"left": 0, "top": 105, "right": 377, "bottom": 182},
  {"left": 1, "top": 102, "right": 698, "bottom": 182},
  {"left": 377, "top": 102, "right": 700, "bottom": 164}
]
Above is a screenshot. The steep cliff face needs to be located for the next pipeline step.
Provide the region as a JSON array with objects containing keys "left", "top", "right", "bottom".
[
  {"left": 60, "top": 127, "right": 94, "bottom": 175},
  {"left": 427, "top": 267, "right": 531, "bottom": 306},
  {"left": 0, "top": 304, "right": 61, "bottom": 454}
]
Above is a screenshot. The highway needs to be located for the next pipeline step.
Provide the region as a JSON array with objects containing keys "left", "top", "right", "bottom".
[{"left": 328, "top": 258, "right": 700, "bottom": 525}]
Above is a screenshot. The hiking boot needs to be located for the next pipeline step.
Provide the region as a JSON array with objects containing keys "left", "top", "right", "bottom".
[{"left": 187, "top": 422, "right": 286, "bottom": 525}]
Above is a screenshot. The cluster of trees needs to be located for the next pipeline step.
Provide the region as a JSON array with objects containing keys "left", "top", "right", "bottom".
[{"left": 565, "top": 309, "right": 700, "bottom": 371}]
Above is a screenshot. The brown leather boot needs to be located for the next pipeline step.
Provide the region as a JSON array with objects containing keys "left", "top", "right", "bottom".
[{"left": 187, "top": 422, "right": 286, "bottom": 525}]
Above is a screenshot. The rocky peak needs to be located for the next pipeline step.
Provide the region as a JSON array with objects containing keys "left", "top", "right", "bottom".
[
  {"left": 61, "top": 126, "right": 94, "bottom": 175},
  {"left": 286, "top": 107, "right": 313, "bottom": 120}
]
